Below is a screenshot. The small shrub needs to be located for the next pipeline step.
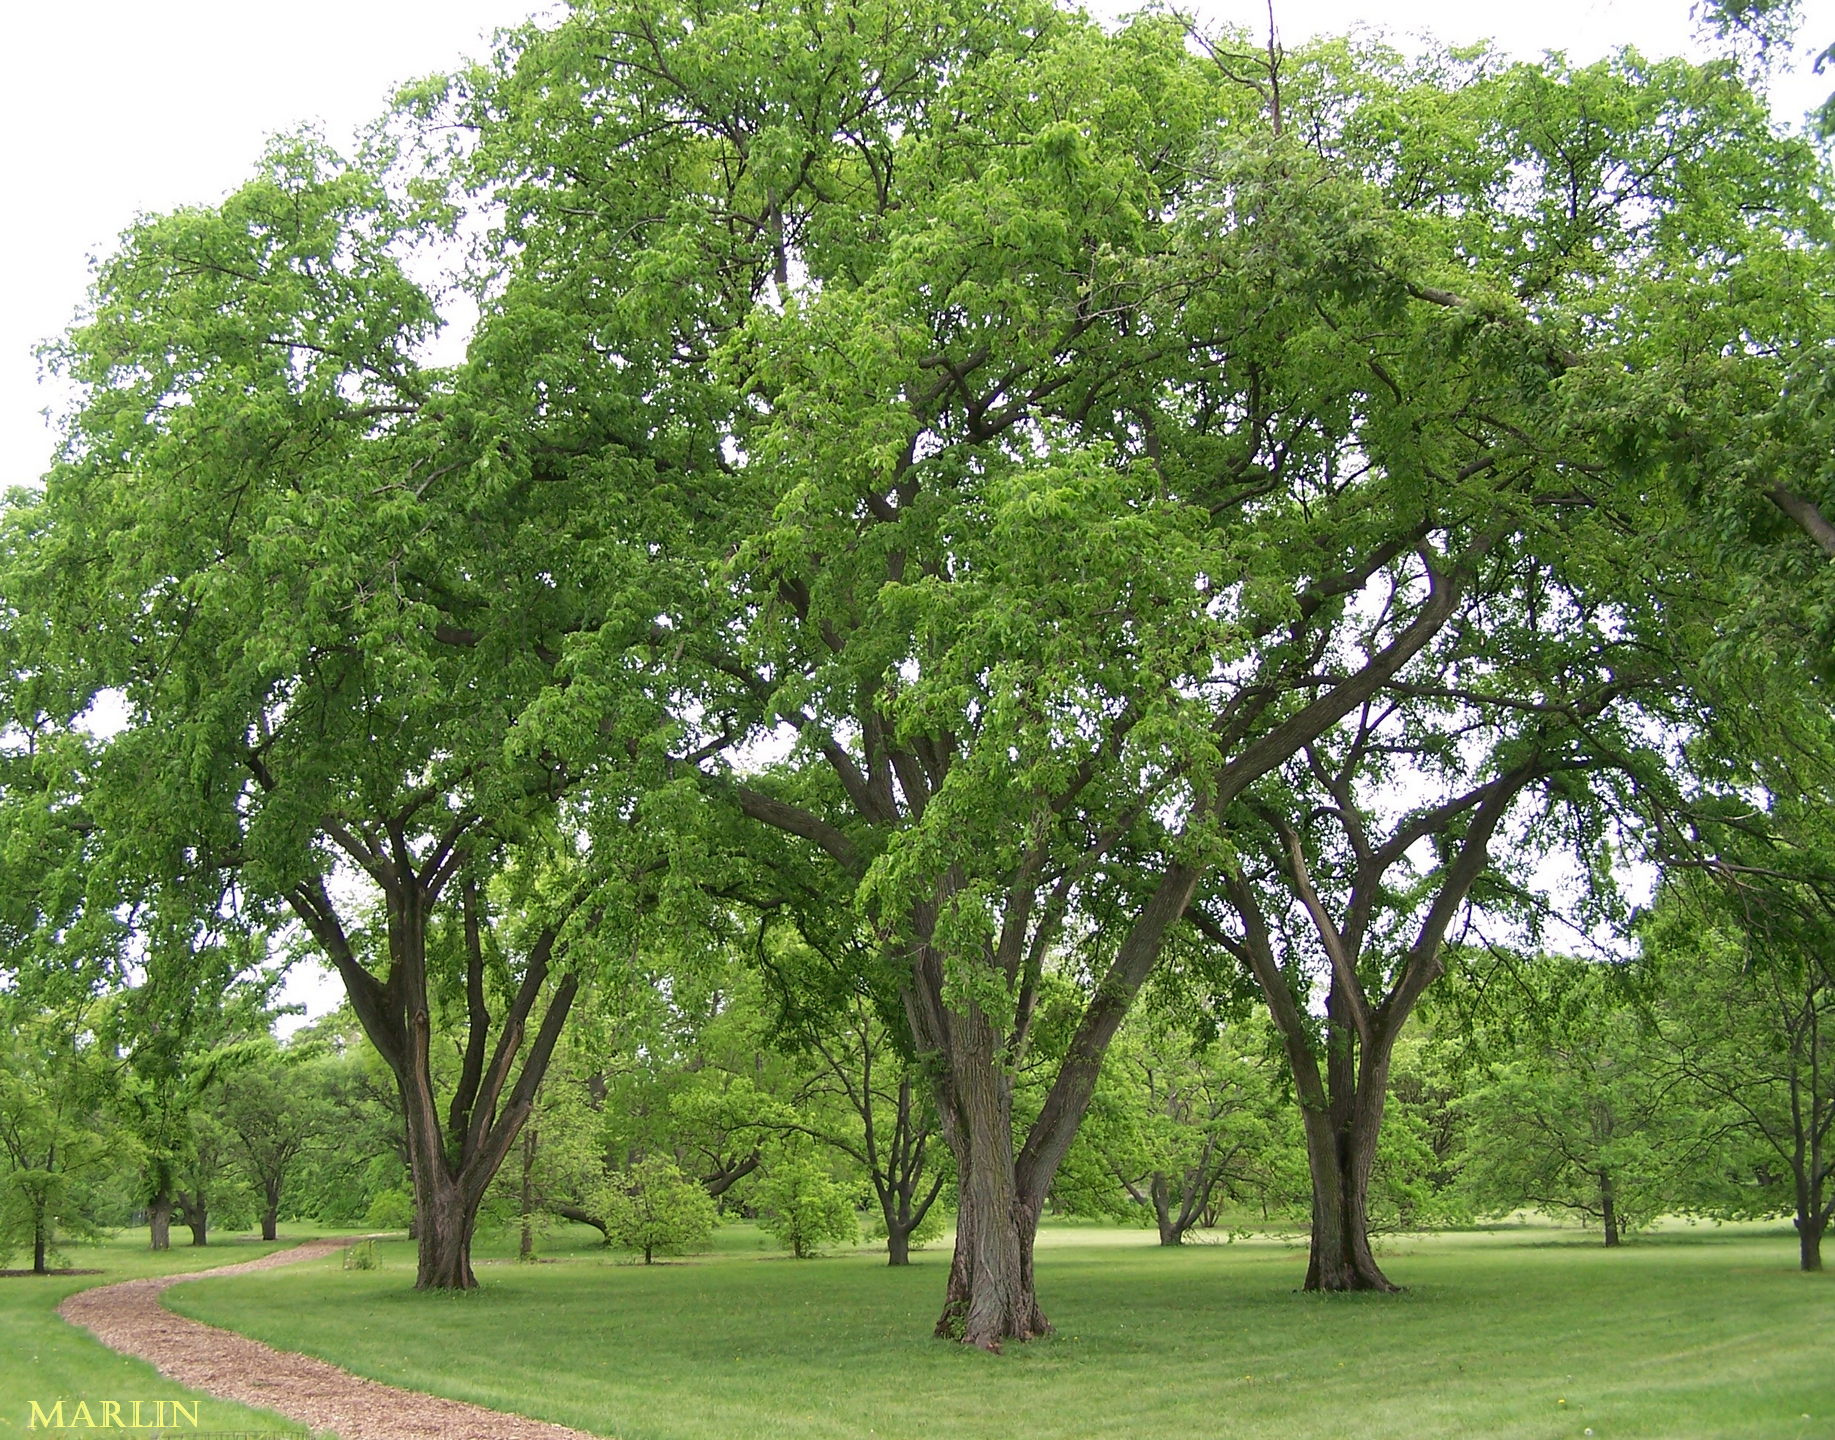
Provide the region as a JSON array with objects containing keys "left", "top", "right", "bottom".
[
  {"left": 342, "top": 1239, "right": 379, "bottom": 1270},
  {"left": 593, "top": 1157, "right": 719, "bottom": 1264},
  {"left": 755, "top": 1157, "right": 859, "bottom": 1258}
]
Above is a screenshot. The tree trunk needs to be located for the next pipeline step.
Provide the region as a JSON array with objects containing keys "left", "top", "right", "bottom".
[
  {"left": 288, "top": 861, "right": 581, "bottom": 1294},
  {"left": 886, "top": 1226, "right": 912, "bottom": 1266},
  {"left": 148, "top": 1194, "right": 172, "bottom": 1252},
  {"left": 1798, "top": 1210, "right": 1824, "bottom": 1272},
  {"left": 262, "top": 1175, "right": 283, "bottom": 1241},
  {"left": 33, "top": 1215, "right": 48, "bottom": 1275},
  {"left": 1600, "top": 1171, "right": 1621, "bottom": 1248},
  {"left": 519, "top": 1127, "right": 537, "bottom": 1262},
  {"left": 931, "top": 1031, "right": 1049, "bottom": 1351},
  {"left": 413, "top": 1176, "right": 480, "bottom": 1290},
  {"left": 180, "top": 1194, "right": 208, "bottom": 1247},
  {"left": 1150, "top": 1172, "right": 1185, "bottom": 1246},
  {"left": 1300, "top": 1093, "right": 1398, "bottom": 1292},
  {"left": 1792, "top": 1156, "right": 1825, "bottom": 1272}
]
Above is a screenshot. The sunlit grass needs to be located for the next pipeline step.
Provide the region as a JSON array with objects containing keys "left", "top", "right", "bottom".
[{"left": 168, "top": 1218, "right": 1832, "bottom": 1440}]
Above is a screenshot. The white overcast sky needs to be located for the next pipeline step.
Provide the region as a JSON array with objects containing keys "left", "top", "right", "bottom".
[{"left": 1, "top": 0, "right": 1824, "bottom": 1023}]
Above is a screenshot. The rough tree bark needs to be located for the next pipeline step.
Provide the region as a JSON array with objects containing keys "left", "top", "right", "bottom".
[
  {"left": 1300, "top": 1025, "right": 1399, "bottom": 1291},
  {"left": 147, "top": 1193, "right": 172, "bottom": 1252},
  {"left": 174, "top": 1191, "right": 207, "bottom": 1247}
]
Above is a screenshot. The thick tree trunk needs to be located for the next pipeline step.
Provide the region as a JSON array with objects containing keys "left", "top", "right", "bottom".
[
  {"left": 886, "top": 1227, "right": 912, "bottom": 1266},
  {"left": 1798, "top": 1211, "right": 1824, "bottom": 1272},
  {"left": 180, "top": 1194, "right": 208, "bottom": 1247},
  {"left": 932, "top": 1034, "right": 1048, "bottom": 1351},
  {"left": 413, "top": 1177, "right": 480, "bottom": 1290},
  {"left": 1300, "top": 1093, "right": 1397, "bottom": 1292},
  {"left": 148, "top": 1194, "right": 172, "bottom": 1252},
  {"left": 261, "top": 1209, "right": 279, "bottom": 1242},
  {"left": 1600, "top": 1171, "right": 1621, "bottom": 1248}
]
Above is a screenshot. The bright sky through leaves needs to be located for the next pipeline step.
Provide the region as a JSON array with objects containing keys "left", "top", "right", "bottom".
[
  {"left": 1, "top": 0, "right": 1825, "bottom": 490},
  {"left": 0, "top": 0, "right": 1826, "bottom": 1036}
]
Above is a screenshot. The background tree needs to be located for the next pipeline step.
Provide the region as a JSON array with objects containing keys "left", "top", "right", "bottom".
[
  {"left": 754, "top": 1151, "right": 861, "bottom": 1260},
  {"left": 1054, "top": 1012, "right": 1292, "bottom": 1245},
  {"left": 12, "top": 115, "right": 708, "bottom": 1287},
  {"left": 1441, "top": 954, "right": 1706, "bottom": 1244},
  {"left": 0, "top": 998, "right": 120, "bottom": 1273},
  {"left": 216, "top": 1037, "right": 335, "bottom": 1240},
  {"left": 1646, "top": 796, "right": 1835, "bottom": 1269},
  {"left": 754, "top": 923, "right": 949, "bottom": 1265},
  {"left": 594, "top": 1155, "right": 719, "bottom": 1265}
]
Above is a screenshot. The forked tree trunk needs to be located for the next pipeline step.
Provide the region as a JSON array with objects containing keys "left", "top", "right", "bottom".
[
  {"left": 1300, "top": 1095, "right": 1397, "bottom": 1292},
  {"left": 911, "top": 863, "right": 1201, "bottom": 1349},
  {"left": 871, "top": 1075, "right": 942, "bottom": 1267},
  {"left": 878, "top": 1176, "right": 942, "bottom": 1267},
  {"left": 1151, "top": 1173, "right": 1183, "bottom": 1246},
  {"left": 293, "top": 875, "right": 581, "bottom": 1293},
  {"left": 148, "top": 1193, "right": 172, "bottom": 1252},
  {"left": 179, "top": 1193, "right": 208, "bottom": 1247},
  {"left": 413, "top": 1174, "right": 482, "bottom": 1289},
  {"left": 1296, "top": 998, "right": 1399, "bottom": 1293}
]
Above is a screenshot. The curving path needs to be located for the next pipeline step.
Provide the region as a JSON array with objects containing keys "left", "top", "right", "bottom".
[{"left": 59, "top": 1239, "right": 608, "bottom": 1440}]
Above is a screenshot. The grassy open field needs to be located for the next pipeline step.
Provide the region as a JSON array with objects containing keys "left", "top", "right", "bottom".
[
  {"left": 161, "top": 1219, "right": 1831, "bottom": 1440},
  {"left": 0, "top": 1231, "right": 309, "bottom": 1438}
]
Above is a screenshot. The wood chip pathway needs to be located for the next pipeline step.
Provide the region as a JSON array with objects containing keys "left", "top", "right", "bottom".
[{"left": 59, "top": 1239, "right": 610, "bottom": 1440}]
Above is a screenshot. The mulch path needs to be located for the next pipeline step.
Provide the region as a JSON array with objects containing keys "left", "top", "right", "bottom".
[{"left": 59, "top": 1239, "right": 611, "bottom": 1440}]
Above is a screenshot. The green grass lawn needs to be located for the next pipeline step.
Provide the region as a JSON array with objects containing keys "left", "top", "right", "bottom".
[
  {"left": 165, "top": 1219, "right": 1832, "bottom": 1440},
  {"left": 0, "top": 1229, "right": 319, "bottom": 1438}
]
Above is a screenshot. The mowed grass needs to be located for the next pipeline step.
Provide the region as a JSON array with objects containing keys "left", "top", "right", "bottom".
[
  {"left": 0, "top": 1230, "right": 316, "bottom": 1437},
  {"left": 168, "top": 1219, "right": 1832, "bottom": 1440}
]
